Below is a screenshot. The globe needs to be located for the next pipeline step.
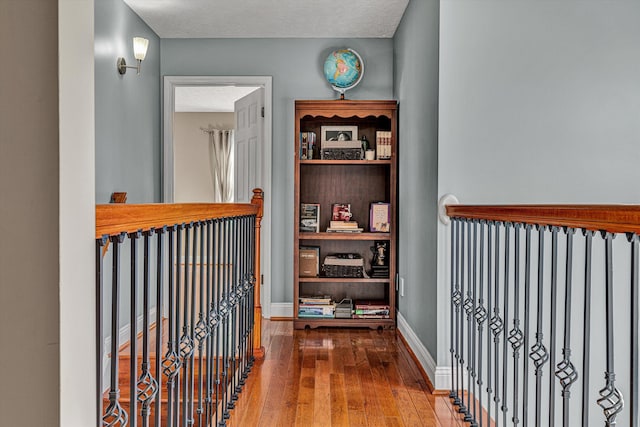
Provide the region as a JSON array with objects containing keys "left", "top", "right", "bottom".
[{"left": 323, "top": 48, "right": 364, "bottom": 96}]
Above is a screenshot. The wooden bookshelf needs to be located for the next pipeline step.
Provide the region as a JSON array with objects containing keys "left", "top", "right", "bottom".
[{"left": 293, "top": 100, "right": 398, "bottom": 329}]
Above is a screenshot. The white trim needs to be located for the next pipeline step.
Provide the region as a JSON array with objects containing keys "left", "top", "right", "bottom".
[
  {"left": 270, "top": 302, "right": 293, "bottom": 318},
  {"left": 163, "top": 76, "right": 273, "bottom": 320},
  {"left": 397, "top": 311, "right": 451, "bottom": 391}
]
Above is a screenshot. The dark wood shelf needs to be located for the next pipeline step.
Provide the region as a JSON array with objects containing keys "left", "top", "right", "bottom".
[
  {"left": 298, "top": 277, "right": 390, "bottom": 283},
  {"left": 293, "top": 317, "right": 395, "bottom": 330},
  {"left": 298, "top": 232, "right": 391, "bottom": 241},
  {"left": 294, "top": 100, "right": 398, "bottom": 329}
]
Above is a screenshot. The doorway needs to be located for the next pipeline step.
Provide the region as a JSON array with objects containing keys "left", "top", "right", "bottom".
[{"left": 163, "top": 75, "right": 273, "bottom": 318}]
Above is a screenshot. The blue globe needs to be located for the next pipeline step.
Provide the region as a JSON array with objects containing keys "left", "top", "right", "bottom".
[{"left": 323, "top": 48, "right": 364, "bottom": 95}]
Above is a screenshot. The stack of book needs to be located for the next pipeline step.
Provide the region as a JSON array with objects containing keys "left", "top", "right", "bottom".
[
  {"left": 326, "top": 220, "right": 363, "bottom": 233},
  {"left": 353, "top": 300, "right": 390, "bottom": 319},
  {"left": 298, "top": 295, "right": 335, "bottom": 318}
]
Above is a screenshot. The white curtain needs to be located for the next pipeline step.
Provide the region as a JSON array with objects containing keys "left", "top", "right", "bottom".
[{"left": 203, "top": 127, "right": 234, "bottom": 202}]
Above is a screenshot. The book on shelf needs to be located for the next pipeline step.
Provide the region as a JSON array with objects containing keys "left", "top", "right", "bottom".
[
  {"left": 331, "top": 203, "right": 352, "bottom": 221},
  {"left": 300, "top": 203, "right": 320, "bottom": 232},
  {"left": 298, "top": 303, "right": 335, "bottom": 318},
  {"left": 352, "top": 314, "right": 390, "bottom": 319},
  {"left": 329, "top": 220, "right": 359, "bottom": 229},
  {"left": 323, "top": 253, "right": 364, "bottom": 267},
  {"left": 299, "top": 132, "right": 317, "bottom": 160},
  {"left": 299, "top": 246, "right": 320, "bottom": 277},
  {"left": 326, "top": 227, "right": 363, "bottom": 233},
  {"left": 375, "top": 131, "right": 392, "bottom": 159},
  {"left": 299, "top": 295, "right": 333, "bottom": 305}
]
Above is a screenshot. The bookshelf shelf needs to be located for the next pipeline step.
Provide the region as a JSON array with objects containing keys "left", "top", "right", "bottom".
[{"left": 294, "top": 100, "right": 398, "bottom": 330}]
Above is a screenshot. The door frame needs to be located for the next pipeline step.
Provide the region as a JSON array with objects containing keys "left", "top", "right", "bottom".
[{"left": 163, "top": 75, "right": 273, "bottom": 319}]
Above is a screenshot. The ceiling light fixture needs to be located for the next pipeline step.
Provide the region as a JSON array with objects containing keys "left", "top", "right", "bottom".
[{"left": 117, "top": 37, "right": 149, "bottom": 75}]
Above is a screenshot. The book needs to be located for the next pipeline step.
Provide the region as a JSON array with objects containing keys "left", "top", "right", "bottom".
[
  {"left": 299, "top": 132, "right": 317, "bottom": 160},
  {"left": 329, "top": 220, "right": 359, "bottom": 229},
  {"left": 300, "top": 295, "right": 332, "bottom": 305},
  {"left": 299, "top": 246, "right": 320, "bottom": 277},
  {"left": 300, "top": 203, "right": 320, "bottom": 232},
  {"left": 326, "top": 228, "right": 363, "bottom": 233},
  {"left": 331, "top": 203, "right": 352, "bottom": 221}
]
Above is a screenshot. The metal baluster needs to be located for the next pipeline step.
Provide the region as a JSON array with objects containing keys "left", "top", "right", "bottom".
[
  {"left": 229, "top": 217, "right": 239, "bottom": 408},
  {"left": 96, "top": 236, "right": 107, "bottom": 427},
  {"left": 464, "top": 219, "right": 475, "bottom": 423},
  {"left": 449, "top": 218, "right": 460, "bottom": 405},
  {"left": 196, "top": 222, "right": 209, "bottom": 426},
  {"left": 486, "top": 221, "right": 494, "bottom": 427},
  {"left": 215, "top": 218, "right": 223, "bottom": 427},
  {"left": 180, "top": 223, "right": 194, "bottom": 427},
  {"left": 470, "top": 220, "right": 478, "bottom": 427},
  {"left": 491, "top": 223, "right": 503, "bottom": 427},
  {"left": 581, "top": 230, "right": 594, "bottom": 427},
  {"left": 555, "top": 228, "right": 578, "bottom": 427},
  {"left": 221, "top": 218, "right": 231, "bottom": 424},
  {"left": 452, "top": 219, "right": 463, "bottom": 408},
  {"left": 138, "top": 230, "right": 159, "bottom": 427},
  {"left": 509, "top": 223, "right": 524, "bottom": 426},
  {"left": 548, "top": 226, "right": 559, "bottom": 427},
  {"left": 530, "top": 226, "right": 548, "bottom": 427},
  {"left": 154, "top": 227, "right": 165, "bottom": 427},
  {"left": 501, "top": 223, "right": 511, "bottom": 427},
  {"left": 204, "top": 220, "right": 213, "bottom": 425},
  {"left": 475, "top": 221, "right": 488, "bottom": 427},
  {"left": 629, "top": 232, "right": 639, "bottom": 427},
  {"left": 597, "top": 232, "right": 624, "bottom": 425},
  {"left": 189, "top": 222, "right": 199, "bottom": 425},
  {"left": 522, "top": 225, "right": 533, "bottom": 427},
  {"left": 129, "top": 231, "right": 141, "bottom": 427},
  {"left": 458, "top": 219, "right": 468, "bottom": 416},
  {"left": 103, "top": 233, "right": 128, "bottom": 427},
  {"left": 174, "top": 224, "right": 184, "bottom": 427},
  {"left": 162, "top": 226, "right": 180, "bottom": 427},
  {"left": 248, "top": 215, "right": 256, "bottom": 368}
]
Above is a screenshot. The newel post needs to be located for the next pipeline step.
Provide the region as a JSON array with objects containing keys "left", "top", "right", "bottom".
[{"left": 251, "top": 188, "right": 265, "bottom": 358}]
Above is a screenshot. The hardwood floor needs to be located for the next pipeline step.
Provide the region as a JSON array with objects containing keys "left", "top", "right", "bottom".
[{"left": 226, "top": 320, "right": 467, "bottom": 427}]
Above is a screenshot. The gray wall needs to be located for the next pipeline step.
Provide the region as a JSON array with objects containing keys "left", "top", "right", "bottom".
[
  {"left": 0, "top": 0, "right": 60, "bottom": 424},
  {"left": 161, "top": 39, "right": 394, "bottom": 302},
  {"left": 393, "top": 0, "right": 441, "bottom": 356},
  {"left": 439, "top": 0, "right": 640, "bottom": 204},
  {"left": 95, "top": 0, "right": 161, "bottom": 203}
]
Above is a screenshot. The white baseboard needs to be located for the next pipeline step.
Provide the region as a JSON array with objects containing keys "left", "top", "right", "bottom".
[
  {"left": 397, "top": 312, "right": 451, "bottom": 391},
  {"left": 269, "top": 302, "right": 293, "bottom": 318}
]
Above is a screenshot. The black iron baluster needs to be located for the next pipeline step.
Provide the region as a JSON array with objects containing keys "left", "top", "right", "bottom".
[
  {"left": 548, "top": 226, "right": 559, "bottom": 427},
  {"left": 188, "top": 222, "right": 199, "bottom": 425},
  {"left": 509, "top": 223, "right": 524, "bottom": 426},
  {"left": 180, "top": 222, "right": 194, "bottom": 427},
  {"left": 222, "top": 217, "right": 231, "bottom": 424},
  {"left": 490, "top": 223, "right": 503, "bottom": 427},
  {"left": 96, "top": 236, "right": 107, "bottom": 427},
  {"left": 501, "top": 223, "right": 511, "bottom": 427},
  {"left": 162, "top": 226, "right": 180, "bottom": 427},
  {"left": 215, "top": 218, "right": 223, "bottom": 427},
  {"left": 138, "top": 230, "right": 159, "bottom": 427},
  {"left": 204, "top": 220, "right": 213, "bottom": 424},
  {"left": 581, "top": 230, "right": 594, "bottom": 427},
  {"left": 458, "top": 219, "right": 468, "bottom": 416},
  {"left": 475, "top": 221, "right": 488, "bottom": 427},
  {"left": 486, "top": 221, "right": 494, "bottom": 427},
  {"left": 629, "top": 232, "right": 639, "bottom": 427},
  {"left": 154, "top": 227, "right": 165, "bottom": 427},
  {"left": 129, "top": 231, "right": 141, "bottom": 427},
  {"left": 470, "top": 220, "right": 478, "bottom": 427},
  {"left": 530, "top": 226, "right": 548, "bottom": 427},
  {"left": 597, "top": 232, "right": 624, "bottom": 426},
  {"left": 195, "top": 221, "right": 209, "bottom": 426},
  {"left": 174, "top": 224, "right": 184, "bottom": 427},
  {"left": 555, "top": 228, "right": 578, "bottom": 427},
  {"left": 452, "top": 219, "right": 463, "bottom": 408},
  {"left": 464, "top": 220, "right": 474, "bottom": 422},
  {"left": 229, "top": 217, "right": 239, "bottom": 408},
  {"left": 103, "top": 232, "right": 128, "bottom": 427},
  {"left": 522, "top": 224, "right": 533, "bottom": 427},
  {"left": 450, "top": 218, "right": 458, "bottom": 403}
]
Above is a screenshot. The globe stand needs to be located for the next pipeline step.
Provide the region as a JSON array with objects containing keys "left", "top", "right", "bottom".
[{"left": 339, "top": 92, "right": 345, "bottom": 100}]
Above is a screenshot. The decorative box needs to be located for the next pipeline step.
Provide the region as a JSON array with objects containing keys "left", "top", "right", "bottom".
[{"left": 321, "top": 148, "right": 362, "bottom": 160}]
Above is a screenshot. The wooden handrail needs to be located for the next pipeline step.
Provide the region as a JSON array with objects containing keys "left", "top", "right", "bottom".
[
  {"left": 446, "top": 204, "right": 640, "bottom": 234},
  {"left": 96, "top": 202, "right": 259, "bottom": 238}
]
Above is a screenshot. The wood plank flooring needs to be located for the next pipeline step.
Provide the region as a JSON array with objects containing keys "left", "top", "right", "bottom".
[{"left": 226, "top": 320, "right": 468, "bottom": 427}]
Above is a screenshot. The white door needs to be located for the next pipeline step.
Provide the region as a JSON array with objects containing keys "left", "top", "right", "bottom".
[{"left": 234, "top": 88, "right": 263, "bottom": 203}]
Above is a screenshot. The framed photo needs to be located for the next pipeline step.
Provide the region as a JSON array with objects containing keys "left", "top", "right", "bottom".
[
  {"left": 331, "top": 203, "right": 352, "bottom": 221},
  {"left": 321, "top": 125, "right": 359, "bottom": 149},
  {"left": 369, "top": 202, "right": 390, "bottom": 232},
  {"left": 300, "top": 203, "right": 320, "bottom": 232}
]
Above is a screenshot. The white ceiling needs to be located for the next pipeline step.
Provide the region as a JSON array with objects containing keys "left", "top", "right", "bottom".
[
  {"left": 175, "top": 86, "right": 260, "bottom": 112},
  {"left": 123, "top": 0, "right": 410, "bottom": 38}
]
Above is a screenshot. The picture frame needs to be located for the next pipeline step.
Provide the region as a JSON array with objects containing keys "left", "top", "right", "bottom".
[
  {"left": 300, "top": 203, "right": 320, "bottom": 232},
  {"left": 369, "top": 202, "right": 390, "bottom": 232},
  {"left": 321, "top": 125, "right": 359, "bottom": 149}
]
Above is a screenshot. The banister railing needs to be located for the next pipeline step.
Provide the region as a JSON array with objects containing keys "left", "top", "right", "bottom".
[
  {"left": 96, "top": 189, "right": 264, "bottom": 427},
  {"left": 446, "top": 204, "right": 639, "bottom": 427}
]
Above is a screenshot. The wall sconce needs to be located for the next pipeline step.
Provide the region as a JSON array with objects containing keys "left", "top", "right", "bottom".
[{"left": 117, "top": 37, "right": 149, "bottom": 75}]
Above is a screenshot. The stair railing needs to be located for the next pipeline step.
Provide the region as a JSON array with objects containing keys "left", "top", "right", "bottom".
[
  {"left": 96, "top": 189, "right": 264, "bottom": 427},
  {"left": 446, "top": 204, "right": 640, "bottom": 427}
]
